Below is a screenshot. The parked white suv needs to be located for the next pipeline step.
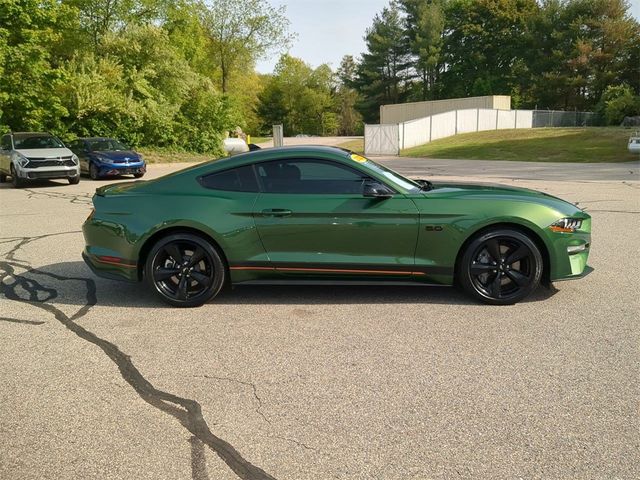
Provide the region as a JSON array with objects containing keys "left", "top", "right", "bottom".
[{"left": 0, "top": 132, "right": 80, "bottom": 188}]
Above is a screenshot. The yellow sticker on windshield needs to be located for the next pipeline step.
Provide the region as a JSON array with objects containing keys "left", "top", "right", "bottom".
[{"left": 350, "top": 153, "right": 367, "bottom": 163}]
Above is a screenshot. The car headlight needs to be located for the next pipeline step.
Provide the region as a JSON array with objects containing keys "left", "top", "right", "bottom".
[
  {"left": 549, "top": 218, "right": 583, "bottom": 233},
  {"left": 71, "top": 154, "right": 79, "bottom": 165},
  {"left": 15, "top": 153, "right": 29, "bottom": 167},
  {"left": 94, "top": 155, "right": 108, "bottom": 164}
]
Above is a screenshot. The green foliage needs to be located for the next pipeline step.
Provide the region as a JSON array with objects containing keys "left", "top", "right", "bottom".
[
  {"left": 354, "top": 1, "right": 412, "bottom": 122},
  {"left": 257, "top": 55, "right": 340, "bottom": 136},
  {"left": 198, "top": 0, "right": 294, "bottom": 93},
  {"left": 0, "top": 0, "right": 77, "bottom": 132},
  {"left": 353, "top": 0, "right": 640, "bottom": 120},
  {"left": 0, "top": 0, "right": 291, "bottom": 153},
  {"left": 598, "top": 84, "right": 640, "bottom": 125}
]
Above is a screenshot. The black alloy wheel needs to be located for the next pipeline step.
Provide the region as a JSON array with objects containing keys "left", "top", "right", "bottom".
[
  {"left": 89, "top": 163, "right": 100, "bottom": 180},
  {"left": 145, "top": 233, "right": 226, "bottom": 307},
  {"left": 459, "top": 228, "right": 543, "bottom": 305}
]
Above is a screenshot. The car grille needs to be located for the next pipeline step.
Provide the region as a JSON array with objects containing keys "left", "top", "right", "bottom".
[
  {"left": 27, "top": 171, "right": 75, "bottom": 179},
  {"left": 25, "top": 157, "right": 76, "bottom": 168}
]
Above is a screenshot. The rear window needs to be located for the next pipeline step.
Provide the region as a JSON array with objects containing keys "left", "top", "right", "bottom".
[{"left": 199, "top": 165, "right": 259, "bottom": 192}]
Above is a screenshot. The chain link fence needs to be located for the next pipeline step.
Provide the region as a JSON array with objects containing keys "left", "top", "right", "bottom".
[{"left": 532, "top": 110, "right": 596, "bottom": 128}]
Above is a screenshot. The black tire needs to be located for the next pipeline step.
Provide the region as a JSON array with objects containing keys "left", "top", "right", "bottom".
[
  {"left": 458, "top": 228, "right": 543, "bottom": 305},
  {"left": 144, "top": 233, "right": 226, "bottom": 307},
  {"left": 0, "top": 172, "right": 6, "bottom": 183},
  {"left": 10, "top": 165, "right": 24, "bottom": 188},
  {"left": 68, "top": 175, "right": 80, "bottom": 185},
  {"left": 133, "top": 172, "right": 145, "bottom": 179},
  {"left": 89, "top": 163, "right": 100, "bottom": 180}
]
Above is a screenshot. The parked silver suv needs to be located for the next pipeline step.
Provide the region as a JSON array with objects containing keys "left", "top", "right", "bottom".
[{"left": 0, "top": 132, "right": 80, "bottom": 188}]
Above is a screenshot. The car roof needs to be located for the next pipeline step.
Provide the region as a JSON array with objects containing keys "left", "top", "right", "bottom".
[
  {"left": 11, "top": 132, "right": 52, "bottom": 137},
  {"left": 220, "top": 145, "right": 353, "bottom": 165},
  {"left": 77, "top": 137, "right": 116, "bottom": 141}
]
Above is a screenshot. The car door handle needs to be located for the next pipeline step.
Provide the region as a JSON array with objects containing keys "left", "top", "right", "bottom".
[{"left": 261, "top": 208, "right": 292, "bottom": 217}]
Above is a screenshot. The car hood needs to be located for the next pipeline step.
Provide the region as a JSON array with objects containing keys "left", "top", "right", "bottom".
[
  {"left": 93, "top": 150, "right": 141, "bottom": 161},
  {"left": 422, "top": 181, "right": 584, "bottom": 216},
  {"left": 16, "top": 147, "right": 74, "bottom": 158}
]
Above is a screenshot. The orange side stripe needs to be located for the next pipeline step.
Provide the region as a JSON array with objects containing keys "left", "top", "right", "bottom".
[
  {"left": 230, "top": 266, "right": 427, "bottom": 275},
  {"left": 230, "top": 266, "right": 275, "bottom": 271}
]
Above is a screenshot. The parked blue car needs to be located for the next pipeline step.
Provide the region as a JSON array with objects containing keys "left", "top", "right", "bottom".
[{"left": 68, "top": 137, "right": 146, "bottom": 180}]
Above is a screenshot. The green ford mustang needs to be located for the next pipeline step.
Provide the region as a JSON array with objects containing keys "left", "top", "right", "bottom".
[{"left": 82, "top": 146, "right": 591, "bottom": 307}]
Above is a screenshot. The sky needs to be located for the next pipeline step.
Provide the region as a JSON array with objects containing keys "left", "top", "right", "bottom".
[{"left": 255, "top": 0, "right": 640, "bottom": 74}]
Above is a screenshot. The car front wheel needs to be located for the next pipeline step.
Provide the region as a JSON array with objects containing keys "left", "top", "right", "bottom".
[
  {"left": 89, "top": 163, "right": 100, "bottom": 180},
  {"left": 10, "top": 165, "right": 24, "bottom": 188},
  {"left": 144, "top": 233, "right": 226, "bottom": 307},
  {"left": 458, "top": 228, "right": 543, "bottom": 305}
]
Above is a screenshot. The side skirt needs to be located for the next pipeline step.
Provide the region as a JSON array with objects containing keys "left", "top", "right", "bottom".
[{"left": 233, "top": 279, "right": 451, "bottom": 287}]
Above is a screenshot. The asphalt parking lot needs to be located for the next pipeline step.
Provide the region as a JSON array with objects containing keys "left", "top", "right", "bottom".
[{"left": 1, "top": 158, "right": 639, "bottom": 480}]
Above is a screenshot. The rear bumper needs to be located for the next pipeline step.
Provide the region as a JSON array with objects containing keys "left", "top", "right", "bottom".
[{"left": 82, "top": 249, "right": 138, "bottom": 282}]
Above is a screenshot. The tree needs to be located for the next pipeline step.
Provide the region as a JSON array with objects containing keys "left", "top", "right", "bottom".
[
  {"left": 597, "top": 84, "right": 640, "bottom": 125},
  {"left": 400, "top": 0, "right": 447, "bottom": 100},
  {"left": 199, "top": 0, "right": 294, "bottom": 93},
  {"left": 0, "top": 0, "right": 78, "bottom": 132},
  {"left": 335, "top": 55, "right": 363, "bottom": 135},
  {"left": 440, "top": 0, "right": 539, "bottom": 100},
  {"left": 354, "top": 1, "right": 412, "bottom": 122},
  {"left": 257, "top": 54, "right": 337, "bottom": 136},
  {"left": 529, "top": 0, "right": 640, "bottom": 110}
]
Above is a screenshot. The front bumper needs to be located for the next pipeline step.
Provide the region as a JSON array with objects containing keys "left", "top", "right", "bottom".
[
  {"left": 548, "top": 217, "right": 592, "bottom": 281},
  {"left": 16, "top": 164, "right": 80, "bottom": 180},
  {"left": 96, "top": 162, "right": 146, "bottom": 176}
]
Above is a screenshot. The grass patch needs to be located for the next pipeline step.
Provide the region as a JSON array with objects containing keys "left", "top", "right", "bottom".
[
  {"left": 337, "top": 138, "right": 365, "bottom": 154},
  {"left": 402, "top": 127, "right": 638, "bottom": 163},
  {"left": 249, "top": 136, "right": 271, "bottom": 144},
  {"left": 137, "top": 148, "right": 217, "bottom": 164}
]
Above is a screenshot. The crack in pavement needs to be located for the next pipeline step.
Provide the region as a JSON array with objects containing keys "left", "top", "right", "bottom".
[
  {"left": 24, "top": 188, "right": 93, "bottom": 205},
  {"left": 200, "top": 374, "right": 318, "bottom": 452},
  {"left": 0, "top": 232, "right": 278, "bottom": 480},
  {"left": 202, "top": 374, "right": 271, "bottom": 425},
  {"left": 587, "top": 209, "right": 640, "bottom": 214}
]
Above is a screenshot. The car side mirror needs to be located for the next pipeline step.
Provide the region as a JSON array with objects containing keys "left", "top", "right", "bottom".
[{"left": 363, "top": 181, "right": 393, "bottom": 199}]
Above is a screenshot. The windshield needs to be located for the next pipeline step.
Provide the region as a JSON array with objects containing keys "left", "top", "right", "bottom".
[
  {"left": 88, "top": 139, "right": 129, "bottom": 151},
  {"left": 348, "top": 153, "right": 421, "bottom": 193},
  {"left": 14, "top": 135, "right": 65, "bottom": 149}
]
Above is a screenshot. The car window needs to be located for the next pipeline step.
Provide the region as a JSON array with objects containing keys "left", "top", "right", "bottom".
[
  {"left": 0, "top": 135, "right": 11, "bottom": 150},
  {"left": 199, "top": 165, "right": 259, "bottom": 192},
  {"left": 87, "top": 139, "right": 128, "bottom": 151},
  {"left": 13, "top": 135, "right": 64, "bottom": 149},
  {"left": 256, "top": 159, "right": 366, "bottom": 194}
]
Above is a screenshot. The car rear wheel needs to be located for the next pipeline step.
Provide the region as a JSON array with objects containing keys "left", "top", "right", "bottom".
[
  {"left": 458, "top": 228, "right": 543, "bottom": 305},
  {"left": 10, "top": 165, "right": 24, "bottom": 188},
  {"left": 0, "top": 173, "right": 6, "bottom": 182},
  {"left": 89, "top": 163, "right": 100, "bottom": 180},
  {"left": 145, "top": 233, "right": 226, "bottom": 308}
]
